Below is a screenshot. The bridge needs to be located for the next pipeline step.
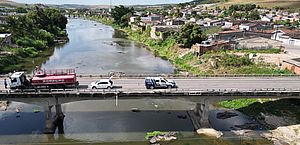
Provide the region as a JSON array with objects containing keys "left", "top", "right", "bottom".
[
  {"left": 0, "top": 75, "right": 299, "bottom": 134},
  {"left": 0, "top": 76, "right": 300, "bottom": 103}
]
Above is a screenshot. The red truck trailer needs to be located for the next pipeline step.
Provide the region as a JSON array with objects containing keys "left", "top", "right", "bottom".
[{"left": 9, "top": 69, "right": 79, "bottom": 89}]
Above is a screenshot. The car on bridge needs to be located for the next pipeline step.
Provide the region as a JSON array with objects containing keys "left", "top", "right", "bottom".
[
  {"left": 89, "top": 79, "right": 113, "bottom": 89},
  {"left": 145, "top": 77, "right": 177, "bottom": 89}
]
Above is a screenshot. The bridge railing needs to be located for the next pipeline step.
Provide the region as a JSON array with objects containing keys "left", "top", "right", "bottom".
[
  {"left": 1, "top": 88, "right": 300, "bottom": 95},
  {"left": 75, "top": 74, "right": 300, "bottom": 79},
  {"left": 1, "top": 73, "right": 299, "bottom": 79}
]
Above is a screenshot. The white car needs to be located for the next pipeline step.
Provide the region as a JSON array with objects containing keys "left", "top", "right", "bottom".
[{"left": 89, "top": 79, "right": 113, "bottom": 89}]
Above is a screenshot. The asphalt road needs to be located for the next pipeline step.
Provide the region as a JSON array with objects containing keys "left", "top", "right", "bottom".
[
  {"left": 0, "top": 77, "right": 299, "bottom": 91},
  {"left": 55, "top": 77, "right": 300, "bottom": 91}
]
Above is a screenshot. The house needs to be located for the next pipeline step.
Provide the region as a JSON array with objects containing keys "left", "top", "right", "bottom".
[
  {"left": 0, "top": 33, "right": 12, "bottom": 45},
  {"left": 165, "top": 19, "right": 185, "bottom": 26},
  {"left": 150, "top": 25, "right": 181, "bottom": 40},
  {"left": 0, "top": 16, "right": 6, "bottom": 24},
  {"left": 141, "top": 14, "right": 162, "bottom": 22},
  {"left": 261, "top": 15, "right": 272, "bottom": 22},
  {"left": 271, "top": 29, "right": 300, "bottom": 46},
  {"left": 222, "top": 21, "right": 233, "bottom": 29},
  {"left": 191, "top": 40, "right": 236, "bottom": 56},
  {"left": 189, "top": 17, "right": 197, "bottom": 23},
  {"left": 239, "top": 23, "right": 258, "bottom": 31},
  {"left": 129, "top": 16, "right": 137, "bottom": 25},
  {"left": 140, "top": 14, "right": 162, "bottom": 26}
]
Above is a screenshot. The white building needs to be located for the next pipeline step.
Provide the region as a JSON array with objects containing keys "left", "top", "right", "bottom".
[{"left": 271, "top": 30, "right": 300, "bottom": 46}]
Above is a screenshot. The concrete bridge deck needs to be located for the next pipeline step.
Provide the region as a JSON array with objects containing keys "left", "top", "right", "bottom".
[
  {"left": 0, "top": 77, "right": 299, "bottom": 102},
  {"left": 1, "top": 77, "right": 299, "bottom": 91}
]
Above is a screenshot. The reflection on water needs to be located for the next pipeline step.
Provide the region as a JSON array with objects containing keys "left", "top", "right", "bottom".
[
  {"left": 0, "top": 102, "right": 45, "bottom": 135},
  {"left": 0, "top": 99, "right": 271, "bottom": 144},
  {"left": 41, "top": 19, "right": 174, "bottom": 74}
]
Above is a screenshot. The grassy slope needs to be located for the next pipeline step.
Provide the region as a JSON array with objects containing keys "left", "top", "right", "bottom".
[
  {"left": 0, "top": 0, "right": 25, "bottom": 7},
  {"left": 217, "top": 0, "right": 300, "bottom": 9}
]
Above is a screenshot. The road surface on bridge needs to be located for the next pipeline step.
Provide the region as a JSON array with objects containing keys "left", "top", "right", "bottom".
[
  {"left": 0, "top": 77, "right": 300, "bottom": 90},
  {"left": 1, "top": 77, "right": 297, "bottom": 91}
]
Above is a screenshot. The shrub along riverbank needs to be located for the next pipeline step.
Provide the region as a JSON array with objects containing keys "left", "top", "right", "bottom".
[
  {"left": 89, "top": 15, "right": 291, "bottom": 75},
  {"left": 0, "top": 7, "right": 68, "bottom": 74},
  {"left": 218, "top": 98, "right": 300, "bottom": 129}
]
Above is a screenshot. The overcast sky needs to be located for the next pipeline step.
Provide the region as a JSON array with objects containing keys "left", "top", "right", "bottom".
[{"left": 12, "top": 0, "right": 191, "bottom": 5}]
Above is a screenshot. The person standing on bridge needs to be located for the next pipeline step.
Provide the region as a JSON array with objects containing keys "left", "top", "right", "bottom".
[
  {"left": 3, "top": 78, "right": 7, "bottom": 89},
  {"left": 109, "top": 76, "right": 113, "bottom": 86}
]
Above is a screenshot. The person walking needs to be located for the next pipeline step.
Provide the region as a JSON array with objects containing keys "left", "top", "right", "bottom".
[{"left": 3, "top": 78, "right": 7, "bottom": 89}]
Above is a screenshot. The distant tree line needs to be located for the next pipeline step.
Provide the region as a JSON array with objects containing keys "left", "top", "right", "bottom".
[
  {"left": 223, "top": 4, "right": 260, "bottom": 20},
  {"left": 6, "top": 6, "right": 68, "bottom": 50}
]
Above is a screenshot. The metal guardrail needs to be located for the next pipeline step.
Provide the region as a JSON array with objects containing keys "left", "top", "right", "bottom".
[
  {"left": 75, "top": 74, "right": 299, "bottom": 78},
  {"left": 0, "top": 73, "right": 299, "bottom": 78}
]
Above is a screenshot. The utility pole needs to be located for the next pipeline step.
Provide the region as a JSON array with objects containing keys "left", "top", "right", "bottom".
[{"left": 109, "top": 0, "right": 112, "bottom": 13}]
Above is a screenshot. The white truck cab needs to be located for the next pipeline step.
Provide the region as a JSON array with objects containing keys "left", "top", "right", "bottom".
[{"left": 9, "top": 72, "right": 28, "bottom": 89}]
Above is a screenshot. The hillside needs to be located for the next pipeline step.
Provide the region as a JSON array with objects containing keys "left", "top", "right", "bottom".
[
  {"left": 217, "top": 0, "right": 300, "bottom": 9},
  {"left": 0, "top": 0, "right": 25, "bottom": 7}
]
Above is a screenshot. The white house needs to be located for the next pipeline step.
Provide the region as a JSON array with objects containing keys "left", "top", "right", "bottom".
[
  {"left": 129, "top": 16, "right": 136, "bottom": 25},
  {"left": 222, "top": 21, "right": 233, "bottom": 29},
  {"left": 0, "top": 33, "right": 12, "bottom": 45},
  {"left": 271, "top": 30, "right": 300, "bottom": 46},
  {"left": 261, "top": 15, "right": 272, "bottom": 22},
  {"left": 239, "top": 23, "right": 257, "bottom": 31}
]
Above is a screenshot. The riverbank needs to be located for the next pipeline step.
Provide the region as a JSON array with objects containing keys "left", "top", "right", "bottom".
[
  {"left": 0, "top": 8, "right": 68, "bottom": 74},
  {"left": 88, "top": 16, "right": 291, "bottom": 75},
  {"left": 218, "top": 98, "right": 300, "bottom": 144}
]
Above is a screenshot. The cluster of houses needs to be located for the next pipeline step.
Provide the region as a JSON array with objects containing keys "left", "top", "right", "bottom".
[
  {"left": 122, "top": 4, "right": 300, "bottom": 53},
  {"left": 120, "top": 4, "right": 300, "bottom": 74},
  {"left": 0, "top": 7, "right": 23, "bottom": 45}
]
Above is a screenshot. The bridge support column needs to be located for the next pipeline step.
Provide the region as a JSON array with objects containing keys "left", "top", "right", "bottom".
[
  {"left": 54, "top": 104, "right": 65, "bottom": 134},
  {"left": 44, "top": 105, "right": 55, "bottom": 134},
  {"left": 188, "top": 102, "right": 210, "bottom": 130},
  {"left": 53, "top": 95, "right": 65, "bottom": 134}
]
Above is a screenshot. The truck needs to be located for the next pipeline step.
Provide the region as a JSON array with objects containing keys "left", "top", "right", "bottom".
[
  {"left": 145, "top": 77, "right": 177, "bottom": 89},
  {"left": 8, "top": 69, "right": 78, "bottom": 89}
]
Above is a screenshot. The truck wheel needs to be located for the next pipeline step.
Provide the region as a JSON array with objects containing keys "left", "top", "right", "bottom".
[
  {"left": 150, "top": 86, "right": 154, "bottom": 89},
  {"left": 92, "top": 86, "right": 96, "bottom": 89},
  {"left": 107, "top": 86, "right": 112, "bottom": 89},
  {"left": 167, "top": 85, "right": 172, "bottom": 89}
]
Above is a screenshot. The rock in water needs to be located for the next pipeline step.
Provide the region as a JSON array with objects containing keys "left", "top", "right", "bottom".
[{"left": 197, "top": 128, "right": 223, "bottom": 138}]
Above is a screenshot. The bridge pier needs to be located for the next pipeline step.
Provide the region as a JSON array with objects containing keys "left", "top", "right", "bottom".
[
  {"left": 54, "top": 104, "right": 65, "bottom": 134},
  {"left": 44, "top": 96, "right": 65, "bottom": 134},
  {"left": 44, "top": 105, "right": 55, "bottom": 134},
  {"left": 188, "top": 102, "right": 210, "bottom": 130}
]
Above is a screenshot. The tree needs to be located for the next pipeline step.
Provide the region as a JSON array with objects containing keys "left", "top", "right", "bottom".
[
  {"left": 111, "top": 5, "right": 134, "bottom": 27},
  {"left": 16, "top": 7, "right": 27, "bottom": 13},
  {"left": 176, "top": 23, "right": 206, "bottom": 48}
]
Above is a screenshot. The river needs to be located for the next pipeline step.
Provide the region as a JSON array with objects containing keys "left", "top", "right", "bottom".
[
  {"left": 0, "top": 19, "right": 271, "bottom": 144},
  {"left": 41, "top": 18, "right": 175, "bottom": 75}
]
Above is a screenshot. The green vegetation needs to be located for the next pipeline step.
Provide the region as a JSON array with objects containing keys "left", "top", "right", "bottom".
[
  {"left": 218, "top": 0, "right": 300, "bottom": 11},
  {"left": 89, "top": 6, "right": 291, "bottom": 75},
  {"left": 233, "top": 48, "right": 282, "bottom": 54},
  {"left": 176, "top": 23, "right": 206, "bottom": 48},
  {"left": 203, "top": 26, "right": 222, "bottom": 36},
  {"left": 145, "top": 131, "right": 167, "bottom": 140},
  {"left": 218, "top": 98, "right": 272, "bottom": 109},
  {"left": 223, "top": 4, "right": 260, "bottom": 20},
  {"left": 111, "top": 5, "right": 134, "bottom": 27},
  {"left": 0, "top": 7, "right": 68, "bottom": 73}
]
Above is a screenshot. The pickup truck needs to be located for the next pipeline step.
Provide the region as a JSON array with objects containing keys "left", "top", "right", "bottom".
[{"left": 145, "top": 77, "right": 177, "bottom": 89}]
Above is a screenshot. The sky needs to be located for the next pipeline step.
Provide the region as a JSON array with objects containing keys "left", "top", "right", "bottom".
[{"left": 12, "top": 0, "right": 192, "bottom": 5}]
